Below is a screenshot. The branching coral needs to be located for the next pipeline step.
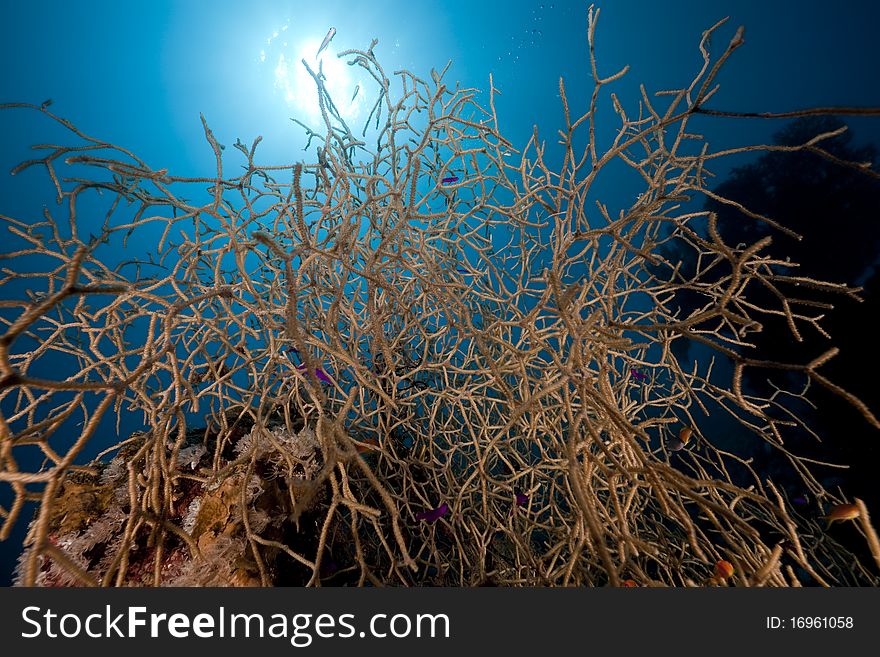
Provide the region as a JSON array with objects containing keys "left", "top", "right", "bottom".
[{"left": 2, "top": 7, "right": 880, "bottom": 587}]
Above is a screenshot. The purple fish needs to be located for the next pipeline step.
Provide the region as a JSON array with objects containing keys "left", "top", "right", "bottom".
[
  {"left": 320, "top": 558, "right": 339, "bottom": 577},
  {"left": 441, "top": 176, "right": 459, "bottom": 185},
  {"left": 630, "top": 369, "right": 647, "bottom": 381},
  {"left": 792, "top": 495, "right": 808, "bottom": 506},
  {"left": 296, "top": 363, "right": 333, "bottom": 384},
  {"left": 416, "top": 503, "right": 449, "bottom": 523},
  {"left": 508, "top": 491, "right": 530, "bottom": 517}
]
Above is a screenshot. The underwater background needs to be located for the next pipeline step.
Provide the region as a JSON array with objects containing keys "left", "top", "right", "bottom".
[{"left": 1, "top": 0, "right": 880, "bottom": 586}]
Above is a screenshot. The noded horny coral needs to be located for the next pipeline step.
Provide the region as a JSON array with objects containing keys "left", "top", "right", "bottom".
[{"left": 3, "top": 7, "right": 880, "bottom": 588}]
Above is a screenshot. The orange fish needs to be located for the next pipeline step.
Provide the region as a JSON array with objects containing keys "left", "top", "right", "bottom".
[
  {"left": 356, "top": 437, "right": 380, "bottom": 454},
  {"left": 622, "top": 579, "right": 639, "bottom": 587},
  {"left": 668, "top": 427, "right": 693, "bottom": 452},
  {"left": 825, "top": 503, "right": 860, "bottom": 528},
  {"left": 714, "top": 560, "right": 734, "bottom": 580}
]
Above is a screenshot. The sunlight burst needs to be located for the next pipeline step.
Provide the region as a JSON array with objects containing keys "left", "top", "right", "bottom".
[{"left": 270, "top": 36, "right": 365, "bottom": 128}]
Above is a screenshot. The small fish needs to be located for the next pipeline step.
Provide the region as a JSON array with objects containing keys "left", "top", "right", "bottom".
[
  {"left": 351, "top": 84, "right": 360, "bottom": 103},
  {"left": 509, "top": 491, "right": 530, "bottom": 517},
  {"left": 792, "top": 495, "right": 808, "bottom": 507},
  {"left": 621, "top": 579, "right": 639, "bottom": 588},
  {"left": 40, "top": 98, "right": 53, "bottom": 109},
  {"left": 356, "top": 436, "right": 380, "bottom": 454},
  {"left": 667, "top": 437, "right": 686, "bottom": 452},
  {"left": 714, "top": 559, "right": 734, "bottom": 580},
  {"left": 825, "top": 503, "right": 860, "bottom": 528},
  {"left": 630, "top": 369, "right": 647, "bottom": 381},
  {"left": 441, "top": 176, "right": 459, "bottom": 185},
  {"left": 295, "top": 363, "right": 333, "bottom": 384},
  {"left": 320, "top": 558, "right": 339, "bottom": 577},
  {"left": 416, "top": 503, "right": 449, "bottom": 523},
  {"left": 668, "top": 427, "right": 692, "bottom": 452},
  {"left": 316, "top": 27, "right": 336, "bottom": 58}
]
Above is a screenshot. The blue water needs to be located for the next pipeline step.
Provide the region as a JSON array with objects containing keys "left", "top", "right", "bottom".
[{"left": 1, "top": 0, "right": 879, "bottom": 585}]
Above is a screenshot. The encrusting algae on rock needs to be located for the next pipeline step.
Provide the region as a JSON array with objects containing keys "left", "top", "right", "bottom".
[{"left": 15, "top": 416, "right": 332, "bottom": 587}]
